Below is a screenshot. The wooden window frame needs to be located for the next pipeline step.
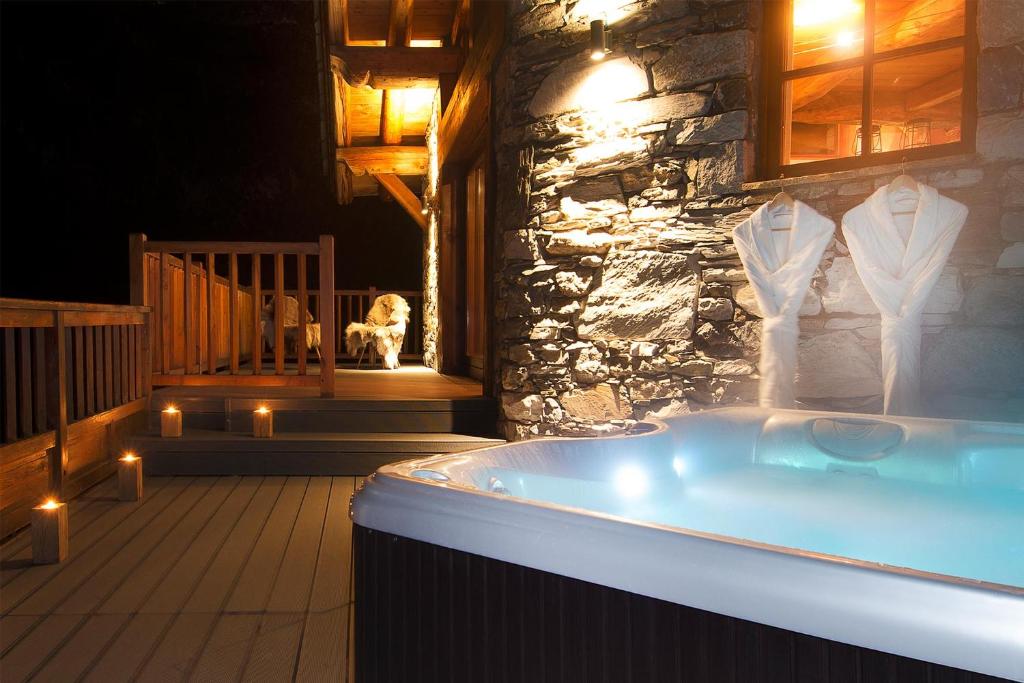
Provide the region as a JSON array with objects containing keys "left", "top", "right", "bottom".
[{"left": 760, "top": 0, "right": 978, "bottom": 180}]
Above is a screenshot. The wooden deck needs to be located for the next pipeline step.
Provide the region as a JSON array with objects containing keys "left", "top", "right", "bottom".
[
  {"left": 154, "top": 365, "right": 482, "bottom": 401},
  {"left": 1, "top": 475, "right": 358, "bottom": 682}
]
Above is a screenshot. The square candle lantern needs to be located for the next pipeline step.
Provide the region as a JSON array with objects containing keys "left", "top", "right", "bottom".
[
  {"left": 161, "top": 406, "right": 182, "bottom": 438},
  {"left": 253, "top": 406, "right": 273, "bottom": 438},
  {"left": 32, "top": 499, "right": 69, "bottom": 564},
  {"left": 118, "top": 452, "right": 143, "bottom": 502}
]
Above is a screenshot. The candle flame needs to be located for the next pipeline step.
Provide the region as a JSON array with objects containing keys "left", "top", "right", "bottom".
[
  {"left": 121, "top": 452, "right": 139, "bottom": 462},
  {"left": 39, "top": 499, "right": 60, "bottom": 510},
  {"left": 255, "top": 406, "right": 270, "bottom": 414},
  {"left": 163, "top": 406, "right": 179, "bottom": 414}
]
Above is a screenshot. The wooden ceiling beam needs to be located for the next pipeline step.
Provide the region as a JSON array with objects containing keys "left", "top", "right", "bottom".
[
  {"left": 381, "top": 0, "right": 413, "bottom": 146},
  {"left": 449, "top": 0, "right": 470, "bottom": 47},
  {"left": 906, "top": 69, "right": 963, "bottom": 112},
  {"left": 387, "top": 0, "right": 414, "bottom": 48},
  {"left": 374, "top": 173, "right": 428, "bottom": 231},
  {"left": 337, "top": 146, "right": 428, "bottom": 175},
  {"left": 330, "top": 46, "right": 459, "bottom": 89},
  {"left": 327, "top": 0, "right": 350, "bottom": 46}
]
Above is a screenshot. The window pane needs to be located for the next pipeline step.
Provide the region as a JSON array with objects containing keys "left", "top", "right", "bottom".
[
  {"left": 789, "top": 0, "right": 865, "bottom": 70},
  {"left": 871, "top": 47, "right": 963, "bottom": 153},
  {"left": 874, "top": 0, "right": 965, "bottom": 54},
  {"left": 783, "top": 67, "right": 864, "bottom": 165}
]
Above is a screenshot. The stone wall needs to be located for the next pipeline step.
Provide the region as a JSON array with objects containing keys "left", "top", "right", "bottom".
[{"left": 492, "top": 0, "right": 1024, "bottom": 440}]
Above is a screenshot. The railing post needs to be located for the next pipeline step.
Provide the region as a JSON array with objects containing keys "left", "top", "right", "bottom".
[
  {"left": 318, "top": 235, "right": 335, "bottom": 398},
  {"left": 45, "top": 311, "right": 68, "bottom": 500},
  {"left": 129, "top": 233, "right": 148, "bottom": 307}
]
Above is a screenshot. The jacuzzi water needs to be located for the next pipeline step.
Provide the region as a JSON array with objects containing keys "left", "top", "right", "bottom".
[{"left": 487, "top": 463, "right": 1024, "bottom": 587}]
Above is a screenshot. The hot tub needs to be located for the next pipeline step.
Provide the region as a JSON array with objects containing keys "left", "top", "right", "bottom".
[{"left": 351, "top": 408, "right": 1024, "bottom": 682}]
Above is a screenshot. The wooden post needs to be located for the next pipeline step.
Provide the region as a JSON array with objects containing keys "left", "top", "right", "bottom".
[
  {"left": 297, "top": 254, "right": 308, "bottom": 375},
  {"left": 252, "top": 254, "right": 262, "bottom": 374},
  {"left": 3, "top": 329, "right": 16, "bottom": 441},
  {"left": 129, "top": 234, "right": 148, "bottom": 306},
  {"left": 274, "top": 252, "right": 285, "bottom": 375},
  {"left": 206, "top": 253, "right": 216, "bottom": 375},
  {"left": 183, "top": 252, "right": 193, "bottom": 375},
  {"left": 229, "top": 253, "right": 239, "bottom": 374},
  {"left": 318, "top": 235, "right": 335, "bottom": 398},
  {"left": 45, "top": 311, "right": 68, "bottom": 500}
]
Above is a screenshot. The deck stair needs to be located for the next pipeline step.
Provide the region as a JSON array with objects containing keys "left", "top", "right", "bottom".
[{"left": 131, "top": 391, "right": 502, "bottom": 476}]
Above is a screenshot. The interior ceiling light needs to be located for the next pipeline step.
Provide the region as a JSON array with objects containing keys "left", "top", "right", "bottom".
[{"left": 590, "top": 19, "right": 611, "bottom": 60}]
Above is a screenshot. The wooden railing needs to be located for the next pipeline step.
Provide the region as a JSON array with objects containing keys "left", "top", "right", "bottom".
[
  {"left": 0, "top": 299, "right": 151, "bottom": 537},
  {"left": 132, "top": 234, "right": 336, "bottom": 397},
  {"left": 261, "top": 287, "right": 425, "bottom": 360}
]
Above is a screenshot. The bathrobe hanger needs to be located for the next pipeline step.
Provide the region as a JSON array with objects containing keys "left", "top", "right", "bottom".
[
  {"left": 888, "top": 158, "right": 919, "bottom": 216},
  {"left": 766, "top": 175, "right": 795, "bottom": 231}
]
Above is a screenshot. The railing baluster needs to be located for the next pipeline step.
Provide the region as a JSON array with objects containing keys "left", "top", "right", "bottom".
[
  {"left": 207, "top": 253, "right": 216, "bottom": 375},
  {"left": 33, "top": 328, "right": 47, "bottom": 432},
  {"left": 48, "top": 312, "right": 67, "bottom": 499},
  {"left": 3, "top": 329, "right": 16, "bottom": 442},
  {"left": 84, "top": 327, "right": 95, "bottom": 416},
  {"left": 94, "top": 325, "right": 105, "bottom": 413},
  {"left": 120, "top": 325, "right": 129, "bottom": 404},
  {"left": 112, "top": 325, "right": 122, "bottom": 408},
  {"left": 18, "top": 329, "right": 32, "bottom": 437},
  {"left": 252, "top": 254, "right": 262, "bottom": 374},
  {"left": 160, "top": 252, "right": 170, "bottom": 374},
  {"left": 297, "top": 254, "right": 308, "bottom": 375},
  {"left": 104, "top": 326, "right": 114, "bottom": 410},
  {"left": 183, "top": 252, "right": 193, "bottom": 375},
  {"left": 274, "top": 252, "right": 285, "bottom": 375},
  {"left": 318, "top": 235, "right": 335, "bottom": 398},
  {"left": 230, "top": 253, "right": 239, "bottom": 375},
  {"left": 72, "top": 328, "right": 84, "bottom": 419},
  {"left": 127, "top": 324, "right": 136, "bottom": 402}
]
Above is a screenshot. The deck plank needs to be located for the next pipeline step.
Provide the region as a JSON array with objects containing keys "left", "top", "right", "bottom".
[
  {"left": 139, "top": 477, "right": 262, "bottom": 615},
  {"left": 0, "top": 613, "right": 82, "bottom": 683},
  {"left": 0, "top": 476, "right": 355, "bottom": 682},
  {"left": 30, "top": 613, "right": 128, "bottom": 682},
  {"left": 223, "top": 477, "right": 309, "bottom": 613},
  {"left": 1, "top": 477, "right": 184, "bottom": 616},
  {"left": 55, "top": 478, "right": 219, "bottom": 615},
  {"left": 243, "top": 476, "right": 331, "bottom": 680},
  {"left": 82, "top": 613, "right": 174, "bottom": 683},
  {"left": 94, "top": 477, "right": 240, "bottom": 615},
  {"left": 296, "top": 476, "right": 356, "bottom": 683},
  {"left": 181, "top": 476, "right": 287, "bottom": 614}
]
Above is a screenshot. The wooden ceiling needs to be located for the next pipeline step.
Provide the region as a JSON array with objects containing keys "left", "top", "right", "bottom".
[{"left": 327, "top": 0, "right": 464, "bottom": 208}]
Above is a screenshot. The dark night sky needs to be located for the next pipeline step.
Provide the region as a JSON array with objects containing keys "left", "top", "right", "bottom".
[{"left": 1, "top": 0, "right": 423, "bottom": 304}]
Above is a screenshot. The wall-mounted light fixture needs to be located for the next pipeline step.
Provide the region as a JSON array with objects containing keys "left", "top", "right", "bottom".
[{"left": 590, "top": 19, "right": 611, "bottom": 60}]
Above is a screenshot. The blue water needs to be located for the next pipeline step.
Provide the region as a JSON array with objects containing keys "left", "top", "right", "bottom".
[{"left": 489, "top": 464, "right": 1024, "bottom": 588}]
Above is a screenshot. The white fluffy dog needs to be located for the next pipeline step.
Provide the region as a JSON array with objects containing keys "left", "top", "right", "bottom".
[{"left": 345, "top": 293, "right": 411, "bottom": 370}]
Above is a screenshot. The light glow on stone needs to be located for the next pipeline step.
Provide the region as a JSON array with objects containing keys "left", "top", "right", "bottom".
[
  {"left": 572, "top": 0, "right": 633, "bottom": 25},
  {"left": 614, "top": 465, "right": 649, "bottom": 499}
]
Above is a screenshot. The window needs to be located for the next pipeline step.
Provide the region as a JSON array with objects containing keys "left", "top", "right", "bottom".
[{"left": 762, "top": 0, "right": 976, "bottom": 178}]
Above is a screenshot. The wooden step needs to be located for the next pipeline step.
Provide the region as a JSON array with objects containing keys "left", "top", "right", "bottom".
[
  {"left": 130, "top": 429, "right": 504, "bottom": 476},
  {"left": 146, "top": 396, "right": 497, "bottom": 436}
]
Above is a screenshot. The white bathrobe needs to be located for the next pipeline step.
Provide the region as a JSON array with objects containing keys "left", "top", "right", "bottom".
[
  {"left": 842, "top": 184, "right": 967, "bottom": 416},
  {"left": 733, "top": 201, "right": 835, "bottom": 408}
]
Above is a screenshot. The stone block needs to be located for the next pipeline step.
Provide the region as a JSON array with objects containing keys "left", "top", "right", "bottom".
[
  {"left": 673, "top": 111, "right": 748, "bottom": 146},
  {"left": 502, "top": 393, "right": 544, "bottom": 422},
  {"left": 555, "top": 269, "right": 594, "bottom": 297},
  {"left": 977, "top": 112, "right": 1024, "bottom": 161},
  {"left": 821, "top": 256, "right": 877, "bottom": 314},
  {"left": 504, "top": 230, "right": 538, "bottom": 262},
  {"left": 698, "top": 297, "right": 734, "bottom": 320},
  {"left": 923, "top": 327, "right": 1024, "bottom": 394},
  {"left": 715, "top": 358, "right": 756, "bottom": 376},
  {"left": 674, "top": 359, "right": 714, "bottom": 377},
  {"left": 979, "top": 0, "right": 1024, "bottom": 48},
  {"left": 979, "top": 44, "right": 1024, "bottom": 114},
  {"left": 923, "top": 269, "right": 963, "bottom": 314},
  {"left": 529, "top": 56, "right": 649, "bottom": 119},
  {"left": 928, "top": 168, "right": 984, "bottom": 189},
  {"left": 996, "top": 242, "right": 1024, "bottom": 268},
  {"left": 696, "top": 141, "right": 747, "bottom": 196},
  {"left": 579, "top": 251, "right": 698, "bottom": 340},
  {"left": 560, "top": 383, "right": 632, "bottom": 421},
  {"left": 546, "top": 230, "right": 615, "bottom": 255},
  {"left": 651, "top": 30, "right": 753, "bottom": 91},
  {"left": 1001, "top": 211, "right": 1024, "bottom": 241},
  {"left": 794, "top": 331, "right": 882, "bottom": 399}
]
